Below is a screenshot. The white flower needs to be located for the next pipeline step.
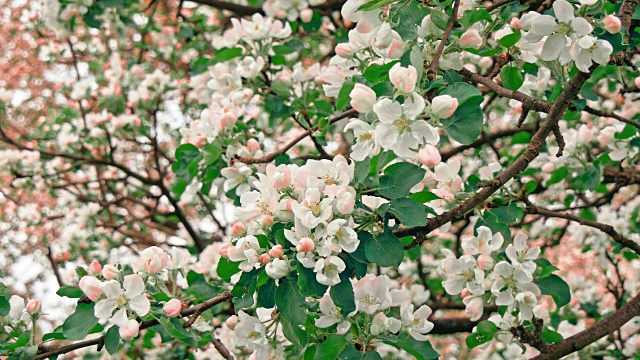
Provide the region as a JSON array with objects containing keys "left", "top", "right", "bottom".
[
  {"left": 326, "top": 218, "right": 359, "bottom": 253},
  {"left": 505, "top": 233, "right": 540, "bottom": 274},
  {"left": 265, "top": 257, "right": 290, "bottom": 279},
  {"left": 315, "top": 293, "right": 352, "bottom": 333},
  {"left": 430, "top": 95, "right": 458, "bottom": 119},
  {"left": 95, "top": 275, "right": 150, "bottom": 324},
  {"left": 168, "top": 247, "right": 192, "bottom": 270},
  {"left": 234, "top": 311, "right": 267, "bottom": 350},
  {"left": 354, "top": 274, "right": 394, "bottom": 314},
  {"left": 491, "top": 261, "right": 540, "bottom": 306},
  {"left": 401, "top": 303, "right": 434, "bottom": 341},
  {"left": 462, "top": 226, "right": 504, "bottom": 255},
  {"left": 515, "top": 291, "right": 538, "bottom": 320},
  {"left": 373, "top": 95, "right": 439, "bottom": 158},
  {"left": 291, "top": 188, "right": 334, "bottom": 228},
  {"left": 344, "top": 119, "right": 378, "bottom": 161},
  {"left": 227, "top": 235, "right": 262, "bottom": 272},
  {"left": 521, "top": 0, "right": 592, "bottom": 61},
  {"left": 441, "top": 257, "right": 485, "bottom": 296},
  {"left": 370, "top": 312, "right": 401, "bottom": 335},
  {"left": 571, "top": 35, "right": 613, "bottom": 72},
  {"left": 314, "top": 256, "right": 346, "bottom": 286},
  {"left": 221, "top": 163, "right": 253, "bottom": 195}
]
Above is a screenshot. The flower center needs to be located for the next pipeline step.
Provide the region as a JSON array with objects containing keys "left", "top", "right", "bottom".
[
  {"left": 359, "top": 133, "right": 372, "bottom": 141},
  {"left": 393, "top": 117, "right": 411, "bottom": 131}
]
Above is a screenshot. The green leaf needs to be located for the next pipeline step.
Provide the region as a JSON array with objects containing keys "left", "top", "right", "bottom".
[
  {"left": 466, "top": 320, "right": 498, "bottom": 349},
  {"left": 281, "top": 318, "right": 308, "bottom": 348},
  {"left": 315, "top": 334, "right": 349, "bottom": 360},
  {"left": 63, "top": 303, "right": 99, "bottom": 341},
  {"left": 203, "top": 139, "right": 223, "bottom": 165},
  {"left": 210, "top": 47, "right": 243, "bottom": 64},
  {"left": 0, "top": 296, "right": 9, "bottom": 317},
  {"left": 390, "top": 1, "right": 430, "bottom": 40},
  {"left": 258, "top": 278, "right": 277, "bottom": 308},
  {"left": 56, "top": 286, "right": 84, "bottom": 299},
  {"left": 535, "top": 274, "right": 571, "bottom": 308},
  {"left": 498, "top": 32, "right": 522, "bottom": 47},
  {"left": 105, "top": 325, "right": 120, "bottom": 355},
  {"left": 441, "top": 97, "right": 484, "bottom": 145},
  {"left": 0, "top": 332, "right": 30, "bottom": 351},
  {"left": 276, "top": 276, "right": 307, "bottom": 325},
  {"left": 409, "top": 191, "right": 440, "bottom": 203},
  {"left": 439, "top": 82, "right": 483, "bottom": 105},
  {"left": 500, "top": 66, "right": 524, "bottom": 90},
  {"left": 336, "top": 79, "right": 355, "bottom": 111},
  {"left": 365, "top": 226, "right": 404, "bottom": 267},
  {"left": 570, "top": 165, "right": 601, "bottom": 191},
  {"left": 186, "top": 271, "right": 219, "bottom": 300},
  {"left": 158, "top": 317, "right": 197, "bottom": 348},
  {"left": 541, "top": 326, "right": 563, "bottom": 344},
  {"left": 362, "top": 61, "right": 399, "bottom": 84},
  {"left": 386, "top": 198, "right": 428, "bottom": 227},
  {"left": 330, "top": 278, "right": 356, "bottom": 317},
  {"left": 377, "top": 162, "right": 426, "bottom": 199},
  {"left": 547, "top": 166, "right": 568, "bottom": 185},
  {"left": 297, "top": 263, "right": 328, "bottom": 298},
  {"left": 357, "top": 0, "right": 396, "bottom": 11},
  {"left": 216, "top": 258, "right": 241, "bottom": 282},
  {"left": 379, "top": 333, "right": 439, "bottom": 360}
]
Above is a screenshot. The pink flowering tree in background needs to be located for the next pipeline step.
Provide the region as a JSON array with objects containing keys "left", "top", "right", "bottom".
[{"left": 1, "top": 0, "right": 640, "bottom": 358}]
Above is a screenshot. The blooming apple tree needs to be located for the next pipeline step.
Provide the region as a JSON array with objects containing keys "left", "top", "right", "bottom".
[{"left": 1, "top": 0, "right": 640, "bottom": 358}]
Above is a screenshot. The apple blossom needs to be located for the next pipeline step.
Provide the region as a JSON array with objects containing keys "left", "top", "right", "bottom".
[
  {"left": 163, "top": 299, "right": 182, "bottom": 317},
  {"left": 349, "top": 83, "right": 376, "bottom": 113},
  {"left": 430, "top": 95, "right": 459, "bottom": 119},
  {"left": 389, "top": 63, "right": 418, "bottom": 93}
]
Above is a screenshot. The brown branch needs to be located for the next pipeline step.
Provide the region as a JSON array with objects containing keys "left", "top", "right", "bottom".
[
  {"left": 531, "top": 293, "right": 640, "bottom": 360},
  {"left": 212, "top": 338, "right": 234, "bottom": 359},
  {"left": 34, "top": 292, "right": 233, "bottom": 360},
  {"left": 485, "top": 0, "right": 516, "bottom": 12},
  {"left": 187, "top": 0, "right": 264, "bottom": 16},
  {"left": 583, "top": 106, "right": 640, "bottom": 129},
  {"left": 523, "top": 200, "right": 640, "bottom": 254},
  {"left": 440, "top": 125, "right": 536, "bottom": 162},
  {"left": 459, "top": 68, "right": 552, "bottom": 113},
  {"left": 428, "top": 0, "right": 461, "bottom": 81},
  {"left": 236, "top": 109, "right": 357, "bottom": 164},
  {"left": 398, "top": 69, "right": 594, "bottom": 247},
  {"left": 46, "top": 246, "right": 65, "bottom": 288}
]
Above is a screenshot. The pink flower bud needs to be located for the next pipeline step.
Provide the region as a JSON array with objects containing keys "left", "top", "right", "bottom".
[
  {"left": 259, "top": 254, "right": 271, "bottom": 264},
  {"left": 26, "top": 299, "right": 41, "bottom": 314},
  {"left": 541, "top": 163, "right": 554, "bottom": 173},
  {"left": 268, "top": 245, "right": 284, "bottom": 259},
  {"left": 140, "top": 246, "right": 169, "bottom": 274},
  {"left": 476, "top": 254, "right": 494, "bottom": 271},
  {"left": 634, "top": 76, "right": 640, "bottom": 88},
  {"left": 460, "top": 289, "right": 470, "bottom": 298},
  {"left": 163, "top": 299, "right": 182, "bottom": 317},
  {"left": 89, "top": 260, "right": 102, "bottom": 275},
  {"left": 510, "top": 18, "right": 521, "bottom": 29},
  {"left": 300, "top": 8, "right": 313, "bottom": 23},
  {"left": 230, "top": 222, "right": 246, "bottom": 237},
  {"left": 219, "top": 243, "right": 233, "bottom": 258},
  {"left": 335, "top": 43, "right": 353, "bottom": 58},
  {"left": 79, "top": 276, "right": 103, "bottom": 301},
  {"left": 418, "top": 145, "right": 441, "bottom": 167},
  {"left": 459, "top": 29, "right": 484, "bottom": 49},
  {"left": 296, "top": 237, "right": 315, "bottom": 253},
  {"left": 374, "top": 22, "right": 393, "bottom": 49},
  {"left": 389, "top": 63, "right": 418, "bottom": 93},
  {"left": 246, "top": 138, "right": 261, "bottom": 153},
  {"left": 603, "top": 15, "right": 621, "bottom": 34},
  {"left": 226, "top": 315, "right": 239, "bottom": 330},
  {"left": 261, "top": 215, "right": 274, "bottom": 228},
  {"left": 349, "top": 83, "right": 377, "bottom": 113},
  {"left": 386, "top": 39, "right": 404, "bottom": 59},
  {"left": 431, "top": 95, "right": 459, "bottom": 118},
  {"left": 101, "top": 264, "right": 119, "bottom": 280},
  {"left": 119, "top": 319, "right": 140, "bottom": 340}
]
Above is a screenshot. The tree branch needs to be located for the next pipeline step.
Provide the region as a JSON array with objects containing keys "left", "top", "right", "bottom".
[
  {"left": 186, "top": 0, "right": 264, "bottom": 16},
  {"left": 531, "top": 293, "right": 640, "bottom": 360},
  {"left": 235, "top": 109, "right": 357, "bottom": 164},
  {"left": 523, "top": 200, "right": 640, "bottom": 254},
  {"left": 428, "top": 0, "right": 461, "bottom": 81},
  {"left": 34, "top": 292, "right": 233, "bottom": 360}
]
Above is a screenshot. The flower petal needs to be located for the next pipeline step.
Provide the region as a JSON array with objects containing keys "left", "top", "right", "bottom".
[
  {"left": 128, "top": 295, "right": 151, "bottom": 316},
  {"left": 123, "top": 274, "right": 146, "bottom": 297}
]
